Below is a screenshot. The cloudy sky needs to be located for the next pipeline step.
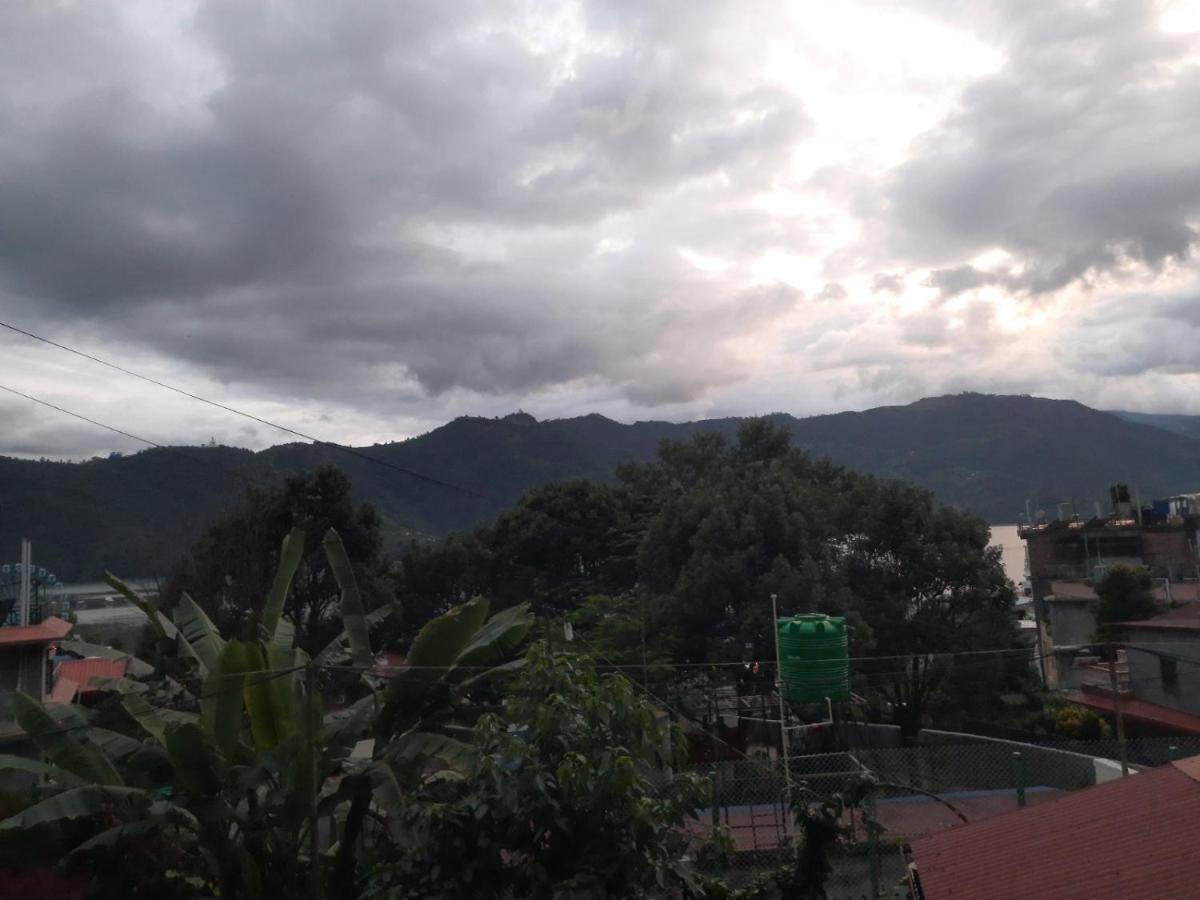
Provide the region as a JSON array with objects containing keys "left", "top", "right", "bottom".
[{"left": 3, "top": 0, "right": 1200, "bottom": 458}]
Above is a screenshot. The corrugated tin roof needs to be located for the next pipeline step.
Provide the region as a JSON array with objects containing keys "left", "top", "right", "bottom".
[
  {"left": 55, "top": 657, "right": 127, "bottom": 693},
  {"left": 912, "top": 761, "right": 1200, "bottom": 899},
  {"left": 0, "top": 616, "right": 72, "bottom": 647},
  {"left": 1065, "top": 690, "right": 1200, "bottom": 735},
  {"left": 48, "top": 676, "right": 79, "bottom": 704}
]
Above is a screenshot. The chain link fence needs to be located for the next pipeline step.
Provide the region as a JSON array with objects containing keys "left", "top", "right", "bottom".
[{"left": 681, "top": 735, "right": 1187, "bottom": 897}]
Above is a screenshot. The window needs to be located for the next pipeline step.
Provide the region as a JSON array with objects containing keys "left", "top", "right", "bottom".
[{"left": 1161, "top": 656, "right": 1180, "bottom": 693}]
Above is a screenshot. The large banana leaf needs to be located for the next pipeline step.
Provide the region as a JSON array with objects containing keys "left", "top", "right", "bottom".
[
  {"left": 0, "top": 754, "right": 84, "bottom": 786},
  {"left": 0, "top": 785, "right": 149, "bottom": 831},
  {"left": 201, "top": 640, "right": 259, "bottom": 757},
  {"left": 84, "top": 676, "right": 148, "bottom": 695},
  {"left": 164, "top": 722, "right": 223, "bottom": 797},
  {"left": 175, "top": 592, "right": 225, "bottom": 675},
  {"left": 312, "top": 604, "right": 395, "bottom": 667},
  {"left": 453, "top": 602, "right": 533, "bottom": 668},
  {"left": 60, "top": 801, "right": 200, "bottom": 864},
  {"left": 374, "top": 597, "right": 490, "bottom": 738},
  {"left": 13, "top": 693, "right": 123, "bottom": 786},
  {"left": 406, "top": 596, "right": 490, "bottom": 668},
  {"left": 243, "top": 642, "right": 306, "bottom": 752},
  {"left": 324, "top": 693, "right": 378, "bottom": 755},
  {"left": 105, "top": 573, "right": 178, "bottom": 640},
  {"left": 58, "top": 639, "right": 154, "bottom": 679},
  {"left": 121, "top": 693, "right": 198, "bottom": 746},
  {"left": 274, "top": 616, "right": 296, "bottom": 650},
  {"left": 322, "top": 528, "right": 373, "bottom": 669},
  {"left": 262, "top": 527, "right": 305, "bottom": 639},
  {"left": 87, "top": 727, "right": 172, "bottom": 784}
]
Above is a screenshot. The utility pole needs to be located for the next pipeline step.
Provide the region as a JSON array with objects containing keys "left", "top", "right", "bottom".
[{"left": 1108, "top": 644, "right": 1129, "bottom": 777}]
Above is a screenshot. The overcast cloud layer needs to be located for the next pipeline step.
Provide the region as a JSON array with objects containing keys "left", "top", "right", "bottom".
[{"left": 2, "top": 0, "right": 1200, "bottom": 457}]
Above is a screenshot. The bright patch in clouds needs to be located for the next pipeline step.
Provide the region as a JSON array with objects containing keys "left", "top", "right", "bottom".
[{"left": 0, "top": 0, "right": 1198, "bottom": 459}]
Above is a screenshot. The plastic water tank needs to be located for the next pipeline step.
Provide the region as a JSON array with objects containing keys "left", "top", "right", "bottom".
[{"left": 777, "top": 614, "right": 850, "bottom": 703}]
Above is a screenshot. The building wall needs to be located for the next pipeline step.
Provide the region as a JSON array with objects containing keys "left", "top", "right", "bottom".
[
  {"left": 1125, "top": 627, "right": 1200, "bottom": 717},
  {"left": 1045, "top": 600, "right": 1098, "bottom": 649},
  {"left": 1025, "top": 523, "right": 1200, "bottom": 581},
  {"left": 0, "top": 645, "right": 48, "bottom": 732},
  {"left": 1142, "top": 531, "right": 1199, "bottom": 581}
]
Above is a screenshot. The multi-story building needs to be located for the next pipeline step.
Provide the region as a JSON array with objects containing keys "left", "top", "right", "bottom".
[{"left": 1021, "top": 491, "right": 1200, "bottom": 734}]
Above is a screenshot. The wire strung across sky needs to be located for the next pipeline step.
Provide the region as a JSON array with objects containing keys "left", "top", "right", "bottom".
[{"left": 0, "top": 319, "right": 483, "bottom": 497}]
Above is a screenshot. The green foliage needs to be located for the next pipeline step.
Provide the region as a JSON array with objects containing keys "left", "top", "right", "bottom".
[
  {"left": 400, "top": 419, "right": 1028, "bottom": 739},
  {"left": 1095, "top": 564, "right": 1160, "bottom": 638},
  {"left": 366, "top": 643, "right": 709, "bottom": 899},
  {"left": 160, "top": 464, "right": 396, "bottom": 653},
  {"left": 1053, "top": 703, "right": 1113, "bottom": 740},
  {"left": 12, "top": 395, "right": 1200, "bottom": 583}
]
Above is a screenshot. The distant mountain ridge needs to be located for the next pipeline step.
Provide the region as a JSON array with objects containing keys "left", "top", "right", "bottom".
[
  {"left": 1110, "top": 410, "right": 1200, "bottom": 441},
  {"left": 5, "top": 393, "right": 1200, "bottom": 580}
]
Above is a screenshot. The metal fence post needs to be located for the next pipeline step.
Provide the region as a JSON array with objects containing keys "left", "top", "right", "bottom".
[
  {"left": 866, "top": 786, "right": 880, "bottom": 898},
  {"left": 1013, "top": 751, "right": 1026, "bottom": 807}
]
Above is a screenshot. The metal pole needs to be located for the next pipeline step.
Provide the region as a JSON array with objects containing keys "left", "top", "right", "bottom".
[
  {"left": 19, "top": 539, "right": 31, "bottom": 626},
  {"left": 1013, "top": 751, "right": 1026, "bottom": 807},
  {"left": 1108, "top": 644, "right": 1129, "bottom": 777},
  {"left": 771, "top": 593, "right": 793, "bottom": 833},
  {"left": 866, "top": 786, "right": 880, "bottom": 898}
]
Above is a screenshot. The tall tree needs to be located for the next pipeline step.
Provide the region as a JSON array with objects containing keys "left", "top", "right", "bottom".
[
  {"left": 1095, "top": 563, "right": 1160, "bottom": 639},
  {"left": 624, "top": 420, "right": 1027, "bottom": 737},
  {"left": 160, "top": 465, "right": 394, "bottom": 653}
]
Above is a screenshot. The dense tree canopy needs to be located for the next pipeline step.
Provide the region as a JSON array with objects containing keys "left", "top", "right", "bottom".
[
  {"left": 160, "top": 465, "right": 395, "bottom": 653},
  {"left": 397, "top": 419, "right": 1029, "bottom": 736}
]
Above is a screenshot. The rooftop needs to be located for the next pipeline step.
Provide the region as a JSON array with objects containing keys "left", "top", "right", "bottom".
[
  {"left": 55, "top": 657, "right": 127, "bottom": 693},
  {"left": 912, "top": 757, "right": 1200, "bottom": 899},
  {"left": 0, "top": 615, "right": 72, "bottom": 647},
  {"left": 1065, "top": 688, "right": 1200, "bottom": 735}
]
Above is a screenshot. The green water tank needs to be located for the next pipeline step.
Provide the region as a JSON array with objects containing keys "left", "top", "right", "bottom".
[{"left": 777, "top": 614, "right": 850, "bottom": 703}]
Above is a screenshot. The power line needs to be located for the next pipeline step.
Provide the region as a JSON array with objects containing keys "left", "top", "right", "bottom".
[
  {"left": 0, "top": 319, "right": 482, "bottom": 497},
  {"left": 0, "top": 382, "right": 161, "bottom": 449},
  {"left": 0, "top": 381, "right": 287, "bottom": 502}
]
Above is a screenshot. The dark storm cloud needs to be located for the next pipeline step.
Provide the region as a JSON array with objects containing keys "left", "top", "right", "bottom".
[
  {"left": 0, "top": 0, "right": 807, "bottom": 408},
  {"left": 886, "top": 0, "right": 1200, "bottom": 294}
]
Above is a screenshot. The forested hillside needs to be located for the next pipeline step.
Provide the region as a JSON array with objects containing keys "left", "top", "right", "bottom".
[{"left": 5, "top": 393, "right": 1199, "bottom": 579}]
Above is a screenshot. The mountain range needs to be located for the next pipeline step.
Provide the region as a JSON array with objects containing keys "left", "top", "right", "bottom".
[{"left": 4, "top": 392, "right": 1199, "bottom": 581}]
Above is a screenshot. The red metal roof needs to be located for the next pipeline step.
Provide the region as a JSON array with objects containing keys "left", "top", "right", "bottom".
[
  {"left": 912, "top": 760, "right": 1200, "bottom": 899},
  {"left": 55, "top": 657, "right": 127, "bottom": 693},
  {"left": 48, "top": 677, "right": 79, "bottom": 704},
  {"left": 1121, "top": 600, "right": 1200, "bottom": 630},
  {"left": 1065, "top": 689, "right": 1200, "bottom": 735},
  {"left": 0, "top": 616, "right": 73, "bottom": 647}
]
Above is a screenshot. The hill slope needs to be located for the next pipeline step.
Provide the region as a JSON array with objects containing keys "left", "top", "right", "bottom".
[
  {"left": 1112, "top": 410, "right": 1200, "bottom": 441},
  {"left": 5, "top": 394, "right": 1199, "bottom": 580}
]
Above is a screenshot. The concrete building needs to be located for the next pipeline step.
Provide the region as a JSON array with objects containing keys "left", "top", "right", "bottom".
[{"left": 0, "top": 616, "right": 73, "bottom": 742}]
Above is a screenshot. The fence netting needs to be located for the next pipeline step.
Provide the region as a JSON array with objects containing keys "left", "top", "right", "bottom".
[{"left": 675, "top": 736, "right": 1191, "bottom": 898}]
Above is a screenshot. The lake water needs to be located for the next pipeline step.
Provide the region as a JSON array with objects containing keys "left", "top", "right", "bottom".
[{"left": 989, "top": 523, "right": 1025, "bottom": 587}]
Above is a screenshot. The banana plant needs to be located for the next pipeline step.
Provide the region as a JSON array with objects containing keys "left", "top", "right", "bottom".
[
  {"left": 320, "top": 596, "right": 533, "bottom": 895},
  {"left": 2, "top": 525, "right": 533, "bottom": 898},
  {"left": 0, "top": 526, "right": 382, "bottom": 897}
]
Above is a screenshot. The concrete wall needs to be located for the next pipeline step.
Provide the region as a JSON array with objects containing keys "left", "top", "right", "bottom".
[
  {"left": 1044, "top": 599, "right": 1098, "bottom": 649},
  {"left": 1125, "top": 627, "right": 1200, "bottom": 716}
]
